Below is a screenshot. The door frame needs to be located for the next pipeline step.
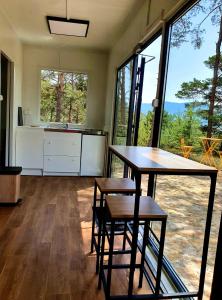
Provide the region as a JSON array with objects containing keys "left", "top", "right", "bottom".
[
  {"left": 111, "top": 54, "right": 136, "bottom": 146},
  {"left": 0, "top": 50, "right": 14, "bottom": 166}
]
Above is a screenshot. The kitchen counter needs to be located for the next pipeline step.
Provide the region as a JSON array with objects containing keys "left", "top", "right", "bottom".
[
  {"left": 16, "top": 126, "right": 107, "bottom": 176},
  {"left": 44, "top": 127, "right": 107, "bottom": 136}
]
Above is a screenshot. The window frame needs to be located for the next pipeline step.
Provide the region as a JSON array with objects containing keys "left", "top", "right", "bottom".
[{"left": 38, "top": 67, "right": 89, "bottom": 125}]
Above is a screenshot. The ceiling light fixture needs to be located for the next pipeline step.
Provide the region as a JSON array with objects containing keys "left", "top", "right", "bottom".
[{"left": 46, "top": 0, "right": 89, "bottom": 37}]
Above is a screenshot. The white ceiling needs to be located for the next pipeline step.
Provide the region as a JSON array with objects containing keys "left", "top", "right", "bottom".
[{"left": 0, "top": 0, "right": 146, "bottom": 51}]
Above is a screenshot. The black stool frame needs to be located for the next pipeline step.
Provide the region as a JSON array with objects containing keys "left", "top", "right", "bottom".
[
  {"left": 98, "top": 206, "right": 167, "bottom": 299},
  {"left": 91, "top": 180, "right": 131, "bottom": 274}
]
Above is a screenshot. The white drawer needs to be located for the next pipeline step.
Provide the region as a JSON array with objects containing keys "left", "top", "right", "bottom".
[
  {"left": 44, "top": 156, "right": 80, "bottom": 173},
  {"left": 44, "top": 132, "right": 81, "bottom": 156}
]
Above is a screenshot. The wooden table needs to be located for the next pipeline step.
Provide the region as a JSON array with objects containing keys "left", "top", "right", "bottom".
[
  {"left": 107, "top": 145, "right": 217, "bottom": 300},
  {"left": 200, "top": 137, "right": 222, "bottom": 168}
]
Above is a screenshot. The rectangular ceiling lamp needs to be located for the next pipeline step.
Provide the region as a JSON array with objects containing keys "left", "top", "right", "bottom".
[{"left": 47, "top": 16, "right": 89, "bottom": 37}]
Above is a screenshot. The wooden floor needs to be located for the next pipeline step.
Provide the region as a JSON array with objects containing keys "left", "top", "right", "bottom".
[{"left": 0, "top": 176, "right": 150, "bottom": 300}]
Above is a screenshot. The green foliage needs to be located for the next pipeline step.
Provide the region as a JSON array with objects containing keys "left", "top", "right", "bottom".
[
  {"left": 136, "top": 106, "right": 202, "bottom": 151},
  {"left": 138, "top": 112, "right": 154, "bottom": 146},
  {"left": 175, "top": 55, "right": 222, "bottom": 136},
  {"left": 40, "top": 70, "right": 87, "bottom": 124},
  {"left": 160, "top": 107, "right": 202, "bottom": 151}
]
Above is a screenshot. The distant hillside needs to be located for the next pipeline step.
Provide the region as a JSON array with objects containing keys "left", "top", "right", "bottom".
[{"left": 141, "top": 102, "right": 188, "bottom": 115}]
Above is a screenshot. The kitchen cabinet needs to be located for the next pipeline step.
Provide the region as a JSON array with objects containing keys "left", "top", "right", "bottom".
[
  {"left": 80, "top": 134, "right": 106, "bottom": 176},
  {"left": 44, "top": 156, "right": 80, "bottom": 173},
  {"left": 15, "top": 127, "right": 106, "bottom": 176},
  {"left": 44, "top": 132, "right": 81, "bottom": 156},
  {"left": 43, "top": 132, "right": 81, "bottom": 175},
  {"left": 16, "top": 127, "right": 44, "bottom": 175}
]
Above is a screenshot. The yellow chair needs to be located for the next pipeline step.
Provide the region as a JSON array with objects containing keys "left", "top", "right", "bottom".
[
  {"left": 218, "top": 151, "right": 222, "bottom": 170},
  {"left": 180, "top": 138, "right": 193, "bottom": 159},
  {"left": 200, "top": 137, "right": 222, "bottom": 168}
]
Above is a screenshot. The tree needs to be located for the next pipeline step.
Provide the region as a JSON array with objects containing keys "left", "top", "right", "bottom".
[
  {"left": 171, "top": 0, "right": 222, "bottom": 137},
  {"left": 160, "top": 108, "right": 202, "bottom": 151},
  {"left": 40, "top": 70, "right": 88, "bottom": 124},
  {"left": 55, "top": 72, "right": 64, "bottom": 122},
  {"left": 175, "top": 55, "right": 222, "bottom": 135},
  {"left": 138, "top": 111, "right": 153, "bottom": 146}
]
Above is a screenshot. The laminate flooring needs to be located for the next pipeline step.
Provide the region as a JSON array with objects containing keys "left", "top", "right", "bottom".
[{"left": 0, "top": 176, "right": 150, "bottom": 300}]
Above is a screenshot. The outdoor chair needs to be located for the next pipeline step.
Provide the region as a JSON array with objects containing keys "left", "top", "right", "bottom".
[{"left": 180, "top": 138, "right": 193, "bottom": 159}]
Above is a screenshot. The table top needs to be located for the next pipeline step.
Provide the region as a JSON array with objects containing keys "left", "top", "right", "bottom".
[
  {"left": 109, "top": 145, "right": 217, "bottom": 174},
  {"left": 201, "top": 137, "right": 222, "bottom": 141}
]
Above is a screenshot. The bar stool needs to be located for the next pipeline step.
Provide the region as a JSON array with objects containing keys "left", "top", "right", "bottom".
[
  {"left": 91, "top": 178, "right": 136, "bottom": 274},
  {"left": 98, "top": 195, "right": 167, "bottom": 299}
]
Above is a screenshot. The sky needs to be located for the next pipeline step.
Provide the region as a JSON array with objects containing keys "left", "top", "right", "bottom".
[{"left": 140, "top": 0, "right": 219, "bottom": 105}]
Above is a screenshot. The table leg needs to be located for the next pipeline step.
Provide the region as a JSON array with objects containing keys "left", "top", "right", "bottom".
[
  {"left": 198, "top": 173, "right": 217, "bottom": 300},
  {"left": 91, "top": 180, "right": 97, "bottom": 253},
  {"left": 147, "top": 173, "right": 155, "bottom": 197},
  {"left": 210, "top": 212, "right": 222, "bottom": 300},
  {"left": 128, "top": 171, "right": 141, "bottom": 296},
  {"left": 106, "top": 148, "right": 112, "bottom": 177}
]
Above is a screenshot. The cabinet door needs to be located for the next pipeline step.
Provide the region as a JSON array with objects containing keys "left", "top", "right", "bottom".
[
  {"left": 81, "top": 135, "right": 106, "bottom": 176},
  {"left": 16, "top": 128, "right": 44, "bottom": 168},
  {"left": 44, "top": 132, "right": 81, "bottom": 156},
  {"left": 44, "top": 156, "right": 80, "bottom": 173}
]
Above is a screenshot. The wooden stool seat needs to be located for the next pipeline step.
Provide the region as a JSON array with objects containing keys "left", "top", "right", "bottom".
[
  {"left": 95, "top": 177, "right": 136, "bottom": 193},
  {"left": 106, "top": 195, "right": 167, "bottom": 220}
]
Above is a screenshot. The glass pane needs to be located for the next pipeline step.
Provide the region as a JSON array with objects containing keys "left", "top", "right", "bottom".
[
  {"left": 157, "top": 0, "right": 222, "bottom": 297},
  {"left": 113, "top": 61, "right": 134, "bottom": 145},
  {"left": 112, "top": 60, "right": 134, "bottom": 177},
  {"left": 138, "top": 36, "right": 162, "bottom": 147},
  {"left": 40, "top": 70, "right": 88, "bottom": 124},
  {"left": 138, "top": 36, "right": 162, "bottom": 195}
]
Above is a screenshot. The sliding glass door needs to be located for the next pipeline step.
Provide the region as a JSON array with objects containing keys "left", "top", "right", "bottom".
[
  {"left": 111, "top": 0, "right": 221, "bottom": 298},
  {"left": 155, "top": 0, "right": 222, "bottom": 297},
  {"left": 112, "top": 35, "right": 162, "bottom": 178},
  {"left": 112, "top": 58, "right": 136, "bottom": 177}
]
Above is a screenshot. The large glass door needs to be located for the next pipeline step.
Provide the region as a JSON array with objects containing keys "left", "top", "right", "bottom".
[
  {"left": 155, "top": 0, "right": 222, "bottom": 297},
  {"left": 137, "top": 35, "right": 162, "bottom": 148},
  {"left": 111, "top": 58, "right": 137, "bottom": 177},
  {"left": 111, "top": 35, "right": 162, "bottom": 178}
]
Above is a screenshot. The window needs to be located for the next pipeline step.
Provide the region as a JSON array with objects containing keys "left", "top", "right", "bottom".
[{"left": 40, "top": 69, "right": 88, "bottom": 124}]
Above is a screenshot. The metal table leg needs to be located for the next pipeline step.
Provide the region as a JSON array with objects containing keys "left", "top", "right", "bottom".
[
  {"left": 96, "top": 192, "right": 104, "bottom": 274},
  {"left": 91, "top": 180, "right": 97, "bottom": 253},
  {"left": 210, "top": 212, "right": 222, "bottom": 300},
  {"left": 107, "top": 148, "right": 112, "bottom": 177},
  {"left": 198, "top": 173, "right": 217, "bottom": 300}
]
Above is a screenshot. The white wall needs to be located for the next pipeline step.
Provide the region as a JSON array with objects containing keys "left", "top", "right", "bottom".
[
  {"left": 104, "top": 0, "right": 183, "bottom": 137},
  {"left": 0, "top": 9, "right": 23, "bottom": 164},
  {"left": 22, "top": 45, "right": 108, "bottom": 129}
]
